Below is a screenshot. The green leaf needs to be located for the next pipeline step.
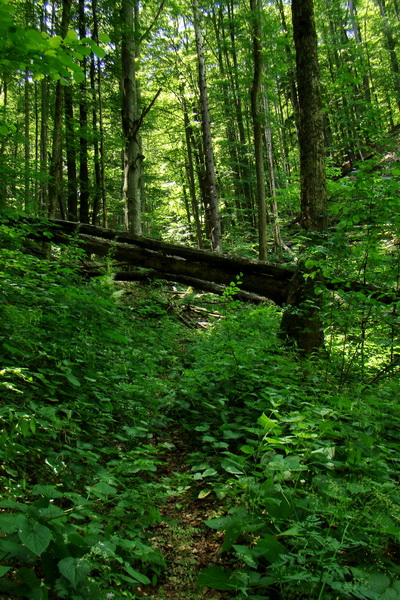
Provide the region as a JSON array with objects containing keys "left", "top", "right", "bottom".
[
  {"left": 0, "top": 565, "right": 11, "bottom": 577},
  {"left": 65, "top": 29, "right": 78, "bottom": 41},
  {"left": 72, "top": 70, "right": 85, "bottom": 84},
  {"left": 91, "top": 44, "right": 105, "bottom": 58},
  {"left": 254, "top": 535, "right": 287, "bottom": 564},
  {"left": 205, "top": 516, "right": 232, "bottom": 530},
  {"left": 98, "top": 33, "right": 111, "bottom": 43},
  {"left": 0, "top": 513, "right": 28, "bottom": 534},
  {"left": 58, "top": 557, "right": 90, "bottom": 589},
  {"left": 66, "top": 373, "right": 81, "bottom": 386},
  {"left": 198, "top": 489, "right": 211, "bottom": 499},
  {"left": 19, "top": 522, "right": 52, "bottom": 556},
  {"left": 198, "top": 566, "right": 236, "bottom": 591},
  {"left": 32, "top": 485, "right": 63, "bottom": 499},
  {"left": 124, "top": 565, "right": 151, "bottom": 585}
]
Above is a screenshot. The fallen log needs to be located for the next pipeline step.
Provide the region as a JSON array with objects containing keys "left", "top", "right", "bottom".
[
  {"left": 16, "top": 217, "right": 400, "bottom": 309},
  {"left": 37, "top": 221, "right": 294, "bottom": 305},
  {"left": 83, "top": 266, "right": 272, "bottom": 304}
]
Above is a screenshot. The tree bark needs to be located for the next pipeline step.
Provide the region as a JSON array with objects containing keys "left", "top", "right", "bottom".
[
  {"left": 250, "top": 0, "right": 268, "bottom": 260},
  {"left": 121, "top": 0, "right": 141, "bottom": 234},
  {"left": 64, "top": 85, "right": 78, "bottom": 221},
  {"left": 192, "top": 0, "right": 222, "bottom": 252},
  {"left": 78, "top": 0, "right": 90, "bottom": 224},
  {"left": 182, "top": 91, "right": 204, "bottom": 248},
  {"left": 376, "top": 0, "right": 400, "bottom": 111},
  {"left": 48, "top": 0, "right": 72, "bottom": 218},
  {"left": 280, "top": 0, "right": 327, "bottom": 354}
]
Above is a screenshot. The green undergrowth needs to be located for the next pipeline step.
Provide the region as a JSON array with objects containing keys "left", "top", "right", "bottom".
[
  {"left": 0, "top": 220, "right": 179, "bottom": 599},
  {"left": 1, "top": 218, "right": 400, "bottom": 600},
  {"left": 160, "top": 295, "right": 400, "bottom": 599}
]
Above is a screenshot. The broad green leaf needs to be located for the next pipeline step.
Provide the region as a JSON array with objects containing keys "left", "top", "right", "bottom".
[
  {"left": 198, "top": 566, "right": 236, "bottom": 590},
  {"left": 19, "top": 522, "right": 52, "bottom": 556},
  {"left": 72, "top": 70, "right": 85, "bottom": 84},
  {"left": 65, "top": 29, "right": 78, "bottom": 40},
  {"left": 58, "top": 557, "right": 90, "bottom": 589},
  {"left": 0, "top": 513, "right": 28, "bottom": 534},
  {"left": 220, "top": 461, "right": 243, "bottom": 475},
  {"left": 198, "top": 489, "right": 211, "bottom": 499},
  {"left": 124, "top": 565, "right": 151, "bottom": 585},
  {"left": 66, "top": 373, "right": 81, "bottom": 387},
  {"left": 32, "top": 485, "right": 63, "bottom": 499},
  {"left": 254, "top": 535, "right": 287, "bottom": 564},
  {"left": 98, "top": 32, "right": 110, "bottom": 43},
  {"left": 202, "top": 468, "right": 217, "bottom": 477},
  {"left": 205, "top": 516, "right": 232, "bottom": 530},
  {"left": 89, "top": 481, "right": 117, "bottom": 496},
  {"left": 233, "top": 544, "right": 258, "bottom": 568},
  {"left": 0, "top": 565, "right": 11, "bottom": 577},
  {"left": 91, "top": 44, "right": 105, "bottom": 58},
  {"left": 197, "top": 567, "right": 237, "bottom": 591}
]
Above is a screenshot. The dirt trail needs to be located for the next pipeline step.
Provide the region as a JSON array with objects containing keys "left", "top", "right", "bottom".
[{"left": 139, "top": 430, "right": 232, "bottom": 600}]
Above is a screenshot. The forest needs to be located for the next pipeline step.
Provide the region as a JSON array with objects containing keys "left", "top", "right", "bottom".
[{"left": 1, "top": 0, "right": 400, "bottom": 598}]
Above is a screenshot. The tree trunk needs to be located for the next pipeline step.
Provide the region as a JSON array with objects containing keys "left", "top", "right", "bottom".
[
  {"left": 192, "top": 0, "right": 222, "bottom": 252},
  {"left": 90, "top": 52, "right": 101, "bottom": 226},
  {"left": 24, "top": 70, "right": 30, "bottom": 212},
  {"left": 262, "top": 88, "right": 285, "bottom": 254},
  {"left": 78, "top": 0, "right": 90, "bottom": 223},
  {"left": 121, "top": 0, "right": 141, "bottom": 234},
  {"left": 64, "top": 85, "right": 78, "bottom": 221},
  {"left": 376, "top": 0, "right": 400, "bottom": 111},
  {"left": 91, "top": 0, "right": 108, "bottom": 228},
  {"left": 250, "top": 0, "right": 268, "bottom": 260},
  {"left": 182, "top": 92, "right": 204, "bottom": 248},
  {"left": 48, "top": 0, "right": 72, "bottom": 218},
  {"left": 280, "top": 0, "right": 327, "bottom": 354}
]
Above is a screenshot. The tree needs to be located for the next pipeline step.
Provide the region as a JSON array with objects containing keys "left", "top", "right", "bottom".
[
  {"left": 249, "top": 0, "right": 268, "bottom": 260},
  {"left": 121, "top": 0, "right": 141, "bottom": 235},
  {"left": 48, "top": 0, "right": 73, "bottom": 218},
  {"left": 280, "top": 0, "right": 327, "bottom": 353},
  {"left": 192, "top": 0, "right": 222, "bottom": 252}
]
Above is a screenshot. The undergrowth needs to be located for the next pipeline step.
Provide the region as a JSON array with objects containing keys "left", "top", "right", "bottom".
[{"left": 1, "top": 218, "right": 400, "bottom": 599}]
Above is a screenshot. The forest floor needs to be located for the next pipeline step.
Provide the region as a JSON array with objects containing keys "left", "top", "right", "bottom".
[{"left": 140, "top": 428, "right": 230, "bottom": 600}]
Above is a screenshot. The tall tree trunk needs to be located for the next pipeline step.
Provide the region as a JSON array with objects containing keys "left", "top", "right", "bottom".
[
  {"left": 48, "top": 0, "right": 72, "bottom": 218},
  {"left": 250, "top": 0, "right": 268, "bottom": 260},
  {"left": 182, "top": 92, "right": 204, "bottom": 248},
  {"left": 226, "top": 0, "right": 254, "bottom": 220},
  {"left": 78, "top": 0, "right": 90, "bottom": 223},
  {"left": 294, "top": 0, "right": 327, "bottom": 233},
  {"left": 192, "top": 0, "right": 222, "bottom": 252},
  {"left": 262, "top": 88, "right": 285, "bottom": 254},
  {"left": 121, "top": 0, "right": 141, "bottom": 234},
  {"left": 90, "top": 52, "right": 101, "bottom": 226},
  {"left": 280, "top": 0, "right": 327, "bottom": 354},
  {"left": 24, "top": 69, "right": 30, "bottom": 212},
  {"left": 91, "top": 0, "right": 107, "bottom": 228},
  {"left": 276, "top": 0, "right": 300, "bottom": 132},
  {"left": 39, "top": 6, "right": 48, "bottom": 216},
  {"left": 376, "top": 0, "right": 400, "bottom": 111},
  {"left": 64, "top": 86, "right": 78, "bottom": 221}
]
